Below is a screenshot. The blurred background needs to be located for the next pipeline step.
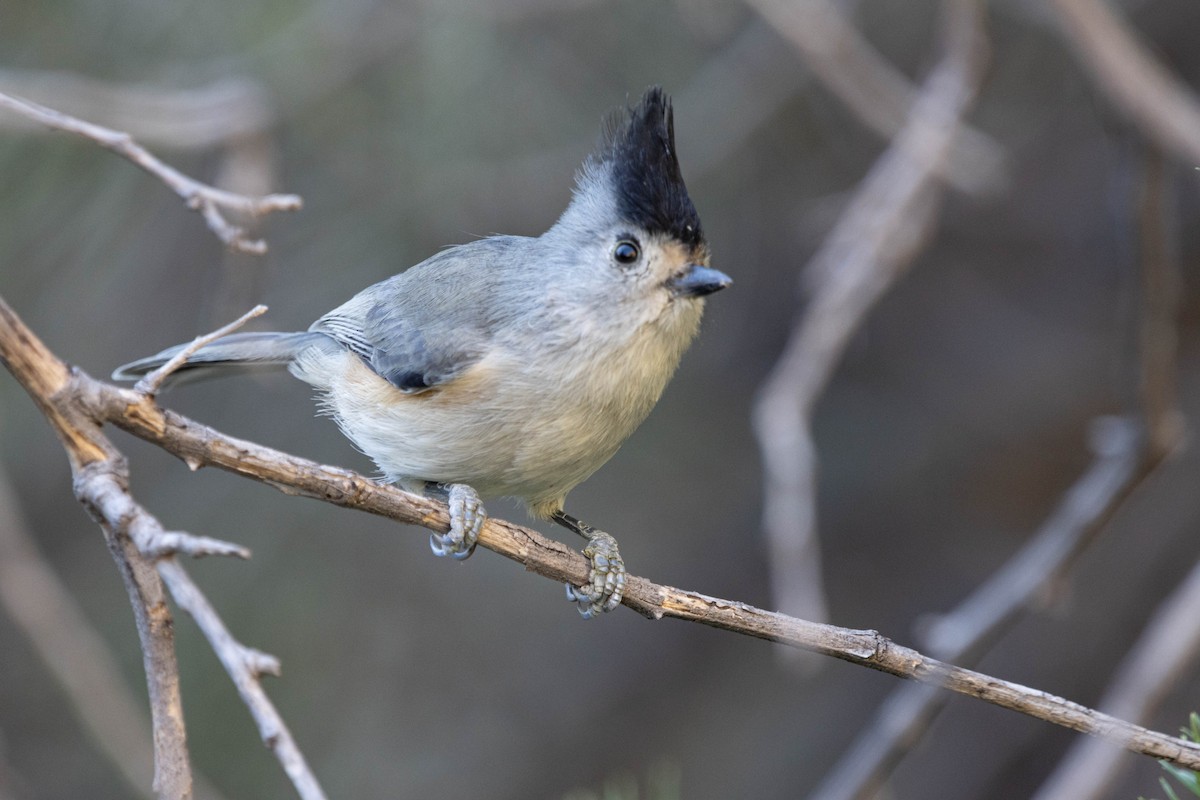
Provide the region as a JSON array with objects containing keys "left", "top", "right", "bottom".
[{"left": 2, "top": 0, "right": 1200, "bottom": 798}]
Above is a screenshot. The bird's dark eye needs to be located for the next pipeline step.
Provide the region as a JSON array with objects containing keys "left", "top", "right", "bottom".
[{"left": 613, "top": 240, "right": 640, "bottom": 265}]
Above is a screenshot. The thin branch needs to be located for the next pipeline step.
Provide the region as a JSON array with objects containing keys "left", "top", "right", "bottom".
[
  {"left": 0, "top": 71, "right": 275, "bottom": 149},
  {"left": 752, "top": 0, "right": 987, "bottom": 628},
  {"left": 156, "top": 561, "right": 323, "bottom": 799},
  {"left": 745, "top": 0, "right": 1006, "bottom": 194},
  {"left": 0, "top": 91, "right": 301, "bottom": 254},
  {"left": 1051, "top": 0, "right": 1200, "bottom": 168},
  {"left": 809, "top": 138, "right": 1187, "bottom": 800},
  {"left": 1032, "top": 558, "right": 1200, "bottom": 799},
  {"left": 0, "top": 300, "right": 193, "bottom": 798},
  {"left": 0, "top": 460, "right": 233, "bottom": 800},
  {"left": 1029, "top": 143, "right": 1190, "bottom": 800},
  {"left": 135, "top": 304, "right": 268, "bottom": 396},
  {"left": 1, "top": 297, "right": 1197, "bottom": 773},
  {"left": 808, "top": 418, "right": 1164, "bottom": 800},
  {"left": 79, "top": 464, "right": 325, "bottom": 800},
  {"left": 0, "top": 299, "right": 321, "bottom": 799},
  {"left": 1135, "top": 148, "right": 1184, "bottom": 456},
  {"left": 75, "top": 464, "right": 195, "bottom": 800},
  {"left": 0, "top": 462, "right": 154, "bottom": 799}
]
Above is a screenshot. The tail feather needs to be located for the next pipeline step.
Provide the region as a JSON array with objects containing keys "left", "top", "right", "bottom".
[{"left": 112, "top": 331, "right": 326, "bottom": 385}]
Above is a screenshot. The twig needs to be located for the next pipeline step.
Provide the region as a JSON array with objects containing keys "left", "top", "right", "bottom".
[
  {"left": 1032, "top": 558, "right": 1200, "bottom": 799},
  {"left": 75, "top": 465, "right": 195, "bottom": 800},
  {"left": 0, "top": 462, "right": 154, "bottom": 798},
  {"left": 808, "top": 418, "right": 1163, "bottom": 800},
  {"left": 1051, "top": 0, "right": 1200, "bottom": 168},
  {"left": 0, "top": 298, "right": 323, "bottom": 799},
  {"left": 1029, "top": 143, "right": 1189, "bottom": 800},
  {"left": 1135, "top": 149, "right": 1184, "bottom": 456},
  {"left": 0, "top": 293, "right": 192, "bottom": 798},
  {"left": 809, "top": 137, "right": 1187, "bottom": 800},
  {"left": 0, "top": 91, "right": 301, "bottom": 254},
  {"left": 156, "top": 560, "right": 325, "bottom": 798},
  {"left": 745, "top": 0, "right": 1005, "bottom": 194},
  {"left": 0, "top": 462, "right": 234, "bottom": 800},
  {"left": 752, "top": 0, "right": 987, "bottom": 628},
  {"left": 2, "top": 296, "right": 1198, "bottom": 773},
  {"left": 80, "top": 465, "right": 325, "bottom": 800},
  {"left": 135, "top": 304, "right": 268, "bottom": 396},
  {"left": 0, "top": 71, "right": 274, "bottom": 149}
]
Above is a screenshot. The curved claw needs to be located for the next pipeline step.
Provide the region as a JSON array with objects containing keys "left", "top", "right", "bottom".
[
  {"left": 566, "top": 530, "right": 626, "bottom": 618},
  {"left": 428, "top": 483, "right": 485, "bottom": 561}
]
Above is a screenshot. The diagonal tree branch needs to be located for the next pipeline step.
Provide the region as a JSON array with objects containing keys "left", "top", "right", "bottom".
[
  {"left": 0, "top": 462, "right": 155, "bottom": 799},
  {"left": 745, "top": 0, "right": 1006, "bottom": 194},
  {"left": 3, "top": 295, "right": 1200, "bottom": 775},
  {"left": 752, "top": 0, "right": 988, "bottom": 629},
  {"left": 809, "top": 137, "right": 1187, "bottom": 800},
  {"left": 0, "top": 298, "right": 193, "bottom": 799},
  {"left": 0, "top": 298, "right": 324, "bottom": 800},
  {"left": 0, "top": 91, "right": 300, "bottom": 254},
  {"left": 1051, "top": 0, "right": 1200, "bottom": 168}
]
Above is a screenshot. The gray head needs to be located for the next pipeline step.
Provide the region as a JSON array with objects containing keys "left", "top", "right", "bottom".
[{"left": 546, "top": 87, "right": 730, "bottom": 321}]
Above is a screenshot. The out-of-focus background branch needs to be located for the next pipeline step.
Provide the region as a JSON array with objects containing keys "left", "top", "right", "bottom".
[{"left": 4, "top": 1, "right": 1200, "bottom": 798}]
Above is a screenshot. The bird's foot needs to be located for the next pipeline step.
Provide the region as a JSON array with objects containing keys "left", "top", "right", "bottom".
[
  {"left": 564, "top": 529, "right": 626, "bottom": 619},
  {"left": 427, "top": 483, "right": 484, "bottom": 560}
]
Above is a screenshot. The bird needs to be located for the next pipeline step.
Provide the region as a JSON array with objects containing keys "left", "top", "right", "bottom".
[{"left": 114, "top": 87, "right": 730, "bottom": 617}]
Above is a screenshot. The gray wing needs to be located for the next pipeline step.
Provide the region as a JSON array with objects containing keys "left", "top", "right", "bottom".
[{"left": 311, "top": 239, "right": 520, "bottom": 393}]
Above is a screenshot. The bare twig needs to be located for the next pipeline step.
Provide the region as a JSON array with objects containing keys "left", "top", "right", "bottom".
[
  {"left": 752, "top": 0, "right": 987, "bottom": 628},
  {"left": 2, "top": 296, "right": 1199, "bottom": 773},
  {"left": 1028, "top": 144, "right": 1189, "bottom": 800},
  {"left": 0, "top": 298, "right": 322, "bottom": 799},
  {"left": 0, "top": 297, "right": 192, "bottom": 798},
  {"left": 809, "top": 418, "right": 1164, "bottom": 800},
  {"left": 157, "top": 560, "right": 321, "bottom": 799},
  {"left": 0, "top": 71, "right": 274, "bottom": 149},
  {"left": 745, "top": 0, "right": 1006, "bottom": 194},
  {"left": 0, "top": 463, "right": 155, "bottom": 799},
  {"left": 1051, "top": 0, "right": 1200, "bottom": 168},
  {"left": 809, "top": 138, "right": 1186, "bottom": 800},
  {"left": 0, "top": 462, "right": 233, "bottom": 800},
  {"left": 1033, "top": 559, "right": 1200, "bottom": 799},
  {"left": 1135, "top": 149, "right": 1184, "bottom": 455},
  {"left": 77, "top": 467, "right": 194, "bottom": 800},
  {"left": 0, "top": 91, "right": 300, "bottom": 254},
  {"left": 135, "top": 304, "right": 268, "bottom": 396},
  {"left": 80, "top": 465, "right": 325, "bottom": 800}
]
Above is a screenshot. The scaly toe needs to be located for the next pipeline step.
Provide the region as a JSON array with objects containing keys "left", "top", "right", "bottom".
[
  {"left": 429, "top": 484, "right": 486, "bottom": 560},
  {"left": 566, "top": 531, "right": 625, "bottom": 618}
]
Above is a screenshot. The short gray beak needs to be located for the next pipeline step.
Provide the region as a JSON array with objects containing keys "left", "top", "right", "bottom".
[{"left": 667, "top": 265, "right": 732, "bottom": 298}]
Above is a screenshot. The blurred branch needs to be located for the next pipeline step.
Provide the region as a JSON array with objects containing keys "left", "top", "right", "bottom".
[
  {"left": 1135, "top": 149, "right": 1184, "bottom": 454},
  {"left": 752, "top": 0, "right": 987, "bottom": 629},
  {"left": 0, "top": 71, "right": 275, "bottom": 149},
  {"left": 746, "top": 0, "right": 1006, "bottom": 194},
  {"left": 0, "top": 91, "right": 300, "bottom": 254},
  {"left": 2, "top": 298, "right": 1200, "bottom": 773},
  {"left": 0, "top": 462, "right": 152, "bottom": 798},
  {"left": 1028, "top": 144, "right": 1189, "bottom": 800},
  {"left": 1032, "top": 561, "right": 1200, "bottom": 798},
  {"left": 809, "top": 417, "right": 1168, "bottom": 800},
  {"left": 809, "top": 143, "right": 1186, "bottom": 800},
  {"left": 1051, "top": 0, "right": 1200, "bottom": 167}
]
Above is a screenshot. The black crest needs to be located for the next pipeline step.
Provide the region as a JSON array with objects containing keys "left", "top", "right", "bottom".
[{"left": 596, "top": 87, "right": 704, "bottom": 249}]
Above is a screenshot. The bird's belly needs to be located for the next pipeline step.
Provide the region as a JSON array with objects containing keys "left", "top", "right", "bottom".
[{"left": 312, "top": 350, "right": 643, "bottom": 507}]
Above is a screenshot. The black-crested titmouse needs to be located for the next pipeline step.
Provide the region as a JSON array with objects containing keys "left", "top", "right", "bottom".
[{"left": 114, "top": 87, "right": 730, "bottom": 617}]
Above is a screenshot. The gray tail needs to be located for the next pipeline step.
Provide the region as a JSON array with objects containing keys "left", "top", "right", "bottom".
[{"left": 112, "top": 331, "right": 326, "bottom": 386}]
